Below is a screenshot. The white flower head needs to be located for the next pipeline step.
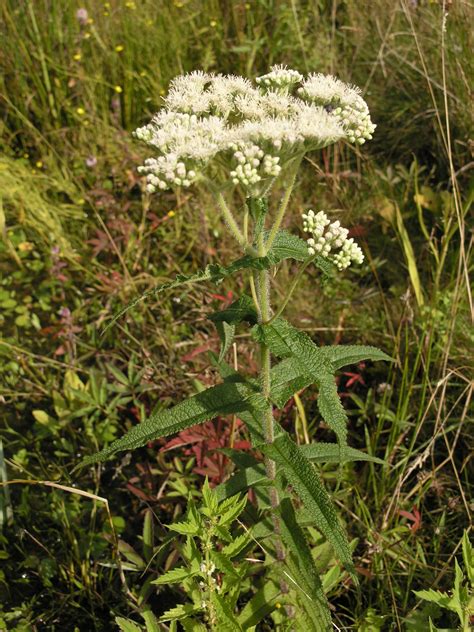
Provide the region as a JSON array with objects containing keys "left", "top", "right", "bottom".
[
  {"left": 135, "top": 67, "right": 375, "bottom": 194},
  {"left": 302, "top": 209, "right": 364, "bottom": 270}
]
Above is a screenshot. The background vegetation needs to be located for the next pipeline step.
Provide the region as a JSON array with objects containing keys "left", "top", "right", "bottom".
[{"left": 0, "top": 0, "right": 472, "bottom": 630}]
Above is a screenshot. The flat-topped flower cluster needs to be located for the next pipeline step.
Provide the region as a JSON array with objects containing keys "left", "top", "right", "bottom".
[{"left": 135, "top": 66, "right": 375, "bottom": 195}]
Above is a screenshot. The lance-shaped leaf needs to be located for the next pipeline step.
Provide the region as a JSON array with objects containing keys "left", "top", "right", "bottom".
[
  {"left": 318, "top": 344, "right": 393, "bottom": 370},
  {"left": 260, "top": 431, "right": 355, "bottom": 575},
  {"left": 279, "top": 497, "right": 332, "bottom": 629},
  {"left": 253, "top": 318, "right": 347, "bottom": 446},
  {"left": 80, "top": 377, "right": 266, "bottom": 466},
  {"left": 215, "top": 320, "right": 235, "bottom": 363},
  {"left": 300, "top": 442, "right": 384, "bottom": 465},
  {"left": 209, "top": 294, "right": 258, "bottom": 327}
]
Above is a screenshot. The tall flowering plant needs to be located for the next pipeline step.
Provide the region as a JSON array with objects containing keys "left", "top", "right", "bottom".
[{"left": 83, "top": 66, "right": 390, "bottom": 628}]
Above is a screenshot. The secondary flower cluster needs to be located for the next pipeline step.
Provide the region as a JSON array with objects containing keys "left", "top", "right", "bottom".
[
  {"left": 302, "top": 209, "right": 364, "bottom": 270},
  {"left": 135, "top": 66, "right": 375, "bottom": 195}
]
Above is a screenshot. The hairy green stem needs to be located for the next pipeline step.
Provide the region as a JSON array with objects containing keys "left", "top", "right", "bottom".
[
  {"left": 256, "top": 231, "right": 285, "bottom": 562},
  {"left": 264, "top": 259, "right": 311, "bottom": 325},
  {"left": 215, "top": 192, "right": 247, "bottom": 249},
  {"left": 264, "top": 158, "right": 301, "bottom": 254}
]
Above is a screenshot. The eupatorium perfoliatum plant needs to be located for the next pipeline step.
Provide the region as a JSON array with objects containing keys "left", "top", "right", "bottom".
[{"left": 83, "top": 66, "right": 391, "bottom": 629}]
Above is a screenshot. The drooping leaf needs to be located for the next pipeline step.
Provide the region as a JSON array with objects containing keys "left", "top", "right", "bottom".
[
  {"left": 237, "top": 579, "right": 281, "bottom": 628},
  {"left": 260, "top": 431, "right": 355, "bottom": 575},
  {"left": 316, "top": 373, "right": 348, "bottom": 447},
  {"left": 300, "top": 442, "right": 384, "bottom": 465},
  {"left": 103, "top": 256, "right": 270, "bottom": 334},
  {"left": 209, "top": 294, "right": 258, "bottom": 327},
  {"left": 318, "top": 345, "right": 393, "bottom": 370},
  {"left": 279, "top": 497, "right": 332, "bottom": 629},
  {"left": 80, "top": 377, "right": 266, "bottom": 466},
  {"left": 215, "top": 320, "right": 235, "bottom": 363}
]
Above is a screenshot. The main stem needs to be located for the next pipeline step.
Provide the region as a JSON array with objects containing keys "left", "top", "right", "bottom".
[{"left": 256, "top": 232, "right": 285, "bottom": 562}]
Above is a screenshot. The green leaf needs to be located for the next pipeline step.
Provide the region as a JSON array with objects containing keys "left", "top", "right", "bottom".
[
  {"left": 142, "top": 509, "right": 154, "bottom": 563},
  {"left": 279, "top": 497, "right": 332, "bottom": 628},
  {"left": 214, "top": 464, "right": 268, "bottom": 502},
  {"left": 152, "top": 566, "right": 197, "bottom": 585},
  {"left": 462, "top": 530, "right": 474, "bottom": 586},
  {"left": 159, "top": 604, "right": 201, "bottom": 622},
  {"left": 260, "top": 431, "right": 355, "bottom": 575},
  {"left": 318, "top": 345, "right": 393, "bottom": 370},
  {"left": 221, "top": 531, "right": 252, "bottom": 559},
  {"left": 300, "top": 442, "right": 384, "bottom": 465},
  {"left": 169, "top": 520, "right": 200, "bottom": 536},
  {"left": 215, "top": 320, "right": 235, "bottom": 363},
  {"left": 267, "top": 230, "right": 336, "bottom": 280},
  {"left": 209, "top": 295, "right": 258, "bottom": 326},
  {"left": 103, "top": 256, "right": 271, "bottom": 334},
  {"left": 81, "top": 377, "right": 266, "bottom": 465},
  {"left": 316, "top": 373, "right": 348, "bottom": 447},
  {"left": 247, "top": 197, "right": 268, "bottom": 239},
  {"left": 115, "top": 617, "right": 142, "bottom": 632},
  {"left": 210, "top": 592, "right": 243, "bottom": 631},
  {"left": 237, "top": 580, "right": 281, "bottom": 628},
  {"left": 218, "top": 494, "right": 247, "bottom": 526},
  {"left": 141, "top": 611, "right": 160, "bottom": 632}
]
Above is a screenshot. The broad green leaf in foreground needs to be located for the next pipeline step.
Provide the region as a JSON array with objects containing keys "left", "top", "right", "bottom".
[
  {"left": 279, "top": 497, "right": 332, "bottom": 629},
  {"left": 81, "top": 377, "right": 266, "bottom": 466},
  {"left": 260, "top": 431, "right": 355, "bottom": 575}
]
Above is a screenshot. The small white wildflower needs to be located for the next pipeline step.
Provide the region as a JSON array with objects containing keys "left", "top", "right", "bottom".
[{"left": 303, "top": 209, "right": 364, "bottom": 270}]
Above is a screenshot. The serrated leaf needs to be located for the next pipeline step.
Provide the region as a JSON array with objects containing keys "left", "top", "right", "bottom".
[
  {"left": 141, "top": 611, "right": 160, "bottom": 632},
  {"left": 260, "top": 431, "right": 355, "bottom": 575},
  {"left": 214, "top": 464, "right": 268, "bottom": 502},
  {"left": 221, "top": 531, "right": 252, "bottom": 559},
  {"left": 300, "top": 442, "right": 384, "bottom": 465},
  {"left": 152, "top": 566, "right": 197, "bottom": 585},
  {"left": 209, "top": 295, "right": 258, "bottom": 326},
  {"left": 279, "top": 497, "right": 332, "bottom": 628},
  {"left": 169, "top": 521, "right": 200, "bottom": 536},
  {"left": 115, "top": 617, "right": 142, "bottom": 632},
  {"left": 103, "top": 256, "right": 272, "bottom": 334},
  {"left": 210, "top": 550, "right": 239, "bottom": 577},
  {"left": 210, "top": 592, "right": 243, "bottom": 631},
  {"left": 316, "top": 373, "right": 348, "bottom": 447},
  {"left": 462, "top": 530, "right": 474, "bottom": 586},
  {"left": 159, "top": 604, "right": 201, "bottom": 622},
  {"left": 319, "top": 345, "right": 393, "bottom": 370},
  {"left": 219, "top": 494, "right": 247, "bottom": 526},
  {"left": 215, "top": 320, "right": 235, "bottom": 363},
  {"left": 81, "top": 377, "right": 266, "bottom": 465},
  {"left": 237, "top": 580, "right": 281, "bottom": 628}
]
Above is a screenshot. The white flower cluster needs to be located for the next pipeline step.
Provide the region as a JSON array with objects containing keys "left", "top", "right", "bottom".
[
  {"left": 302, "top": 209, "right": 364, "bottom": 270},
  {"left": 298, "top": 74, "right": 376, "bottom": 144},
  {"left": 135, "top": 66, "right": 375, "bottom": 194},
  {"left": 256, "top": 64, "right": 303, "bottom": 91}
]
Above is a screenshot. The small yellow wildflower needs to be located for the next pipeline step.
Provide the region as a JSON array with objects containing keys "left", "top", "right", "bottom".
[
  {"left": 139, "top": 70, "right": 147, "bottom": 77},
  {"left": 87, "top": 17, "right": 94, "bottom": 24},
  {"left": 210, "top": 19, "right": 217, "bottom": 27},
  {"left": 167, "top": 210, "right": 176, "bottom": 218},
  {"left": 115, "top": 44, "right": 124, "bottom": 53},
  {"left": 73, "top": 53, "right": 82, "bottom": 61},
  {"left": 104, "top": 1, "right": 110, "bottom": 7},
  {"left": 35, "top": 161, "right": 43, "bottom": 169},
  {"left": 18, "top": 242, "right": 34, "bottom": 252},
  {"left": 77, "top": 199, "right": 86, "bottom": 205},
  {"left": 76, "top": 107, "right": 86, "bottom": 115},
  {"left": 245, "top": 2, "right": 251, "bottom": 8},
  {"left": 83, "top": 32, "right": 91, "bottom": 40},
  {"left": 125, "top": 1, "right": 136, "bottom": 8},
  {"left": 114, "top": 85, "right": 123, "bottom": 93},
  {"left": 23, "top": 153, "right": 29, "bottom": 159}
]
